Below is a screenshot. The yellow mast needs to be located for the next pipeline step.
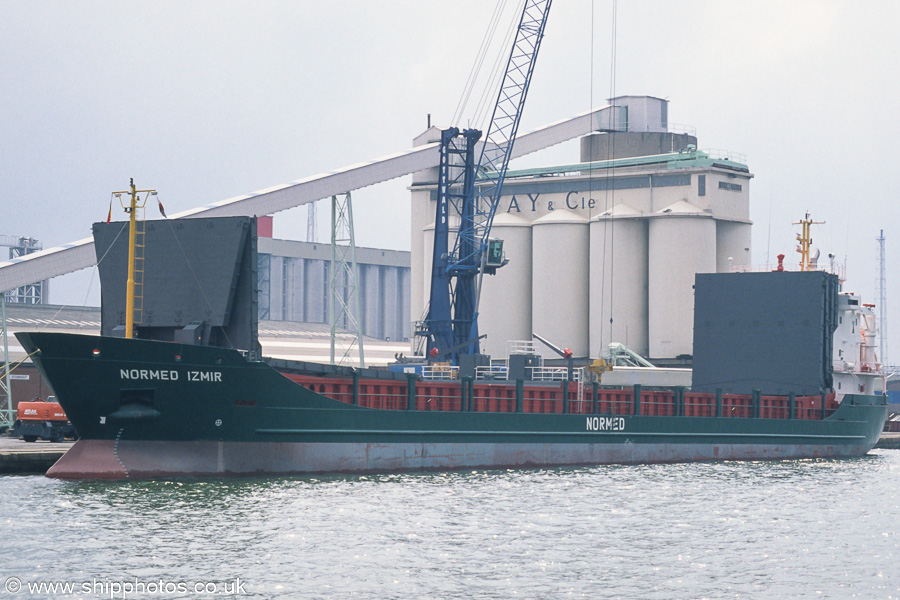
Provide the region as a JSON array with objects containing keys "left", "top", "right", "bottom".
[
  {"left": 111, "top": 179, "right": 156, "bottom": 339},
  {"left": 793, "top": 211, "right": 824, "bottom": 272}
]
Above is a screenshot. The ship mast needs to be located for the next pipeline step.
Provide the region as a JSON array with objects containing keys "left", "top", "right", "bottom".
[
  {"left": 793, "top": 211, "right": 824, "bottom": 271},
  {"left": 111, "top": 179, "right": 156, "bottom": 339}
]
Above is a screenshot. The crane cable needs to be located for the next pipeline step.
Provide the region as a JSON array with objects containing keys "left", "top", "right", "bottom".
[
  {"left": 471, "top": 1, "right": 523, "bottom": 132},
  {"left": 599, "top": 0, "right": 618, "bottom": 348},
  {"left": 452, "top": 0, "right": 528, "bottom": 134},
  {"left": 607, "top": 0, "right": 617, "bottom": 348},
  {"left": 452, "top": 0, "right": 510, "bottom": 127},
  {"left": 30, "top": 215, "right": 129, "bottom": 332}
]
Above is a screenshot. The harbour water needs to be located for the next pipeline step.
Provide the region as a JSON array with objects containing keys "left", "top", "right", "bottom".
[{"left": 2, "top": 452, "right": 899, "bottom": 599}]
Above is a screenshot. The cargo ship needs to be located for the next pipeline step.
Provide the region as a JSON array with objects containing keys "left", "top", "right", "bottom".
[{"left": 15, "top": 215, "right": 888, "bottom": 479}]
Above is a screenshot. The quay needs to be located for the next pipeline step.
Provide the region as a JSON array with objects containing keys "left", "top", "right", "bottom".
[
  {"left": 876, "top": 432, "right": 900, "bottom": 450},
  {"left": 0, "top": 436, "right": 72, "bottom": 474}
]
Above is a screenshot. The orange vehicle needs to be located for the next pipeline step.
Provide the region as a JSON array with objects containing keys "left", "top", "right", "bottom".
[{"left": 13, "top": 396, "right": 75, "bottom": 443}]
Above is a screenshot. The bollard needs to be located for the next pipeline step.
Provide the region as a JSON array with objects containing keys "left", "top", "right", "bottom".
[
  {"left": 788, "top": 391, "right": 795, "bottom": 420},
  {"left": 715, "top": 388, "right": 722, "bottom": 418},
  {"left": 752, "top": 389, "right": 761, "bottom": 418}
]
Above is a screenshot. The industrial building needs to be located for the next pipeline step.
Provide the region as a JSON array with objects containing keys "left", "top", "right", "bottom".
[
  {"left": 410, "top": 96, "right": 753, "bottom": 361},
  {"left": 257, "top": 227, "right": 411, "bottom": 343}
]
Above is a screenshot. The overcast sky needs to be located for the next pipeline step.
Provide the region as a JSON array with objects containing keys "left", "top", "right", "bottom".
[{"left": 3, "top": 1, "right": 899, "bottom": 357}]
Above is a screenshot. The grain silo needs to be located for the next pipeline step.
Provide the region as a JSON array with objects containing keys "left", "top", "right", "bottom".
[
  {"left": 648, "top": 200, "right": 716, "bottom": 358},
  {"left": 716, "top": 221, "right": 752, "bottom": 272},
  {"left": 479, "top": 212, "right": 533, "bottom": 357},
  {"left": 589, "top": 203, "right": 649, "bottom": 357},
  {"left": 532, "top": 209, "right": 590, "bottom": 357},
  {"left": 421, "top": 221, "right": 435, "bottom": 326},
  {"left": 408, "top": 96, "right": 755, "bottom": 361}
]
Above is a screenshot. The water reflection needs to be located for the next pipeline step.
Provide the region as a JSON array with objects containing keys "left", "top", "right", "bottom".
[{"left": 1, "top": 451, "right": 897, "bottom": 598}]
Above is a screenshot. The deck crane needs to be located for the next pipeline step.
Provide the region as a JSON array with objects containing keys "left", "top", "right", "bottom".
[{"left": 418, "top": 0, "right": 553, "bottom": 364}]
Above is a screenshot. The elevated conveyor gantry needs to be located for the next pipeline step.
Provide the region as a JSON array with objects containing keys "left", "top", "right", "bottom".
[{"left": 0, "top": 103, "right": 621, "bottom": 295}]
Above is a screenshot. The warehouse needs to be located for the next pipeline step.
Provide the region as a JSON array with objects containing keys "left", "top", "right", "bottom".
[{"left": 257, "top": 233, "right": 411, "bottom": 343}]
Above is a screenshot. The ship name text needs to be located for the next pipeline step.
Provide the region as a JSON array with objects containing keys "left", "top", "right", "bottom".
[
  {"left": 119, "top": 369, "right": 222, "bottom": 382},
  {"left": 586, "top": 416, "right": 626, "bottom": 432}
]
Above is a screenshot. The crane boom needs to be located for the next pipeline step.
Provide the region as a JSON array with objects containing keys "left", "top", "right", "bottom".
[
  {"left": 455, "top": 0, "right": 553, "bottom": 271},
  {"left": 420, "top": 0, "right": 553, "bottom": 362}
]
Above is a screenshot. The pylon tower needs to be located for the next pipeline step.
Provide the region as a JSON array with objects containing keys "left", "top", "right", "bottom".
[
  {"left": 330, "top": 193, "right": 365, "bottom": 367},
  {"left": 877, "top": 229, "right": 888, "bottom": 368}
]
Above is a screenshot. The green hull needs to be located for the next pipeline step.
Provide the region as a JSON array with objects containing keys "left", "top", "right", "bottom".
[{"left": 16, "top": 332, "right": 889, "bottom": 479}]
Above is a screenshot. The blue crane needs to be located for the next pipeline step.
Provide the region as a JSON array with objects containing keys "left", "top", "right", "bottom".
[{"left": 418, "top": 0, "right": 553, "bottom": 363}]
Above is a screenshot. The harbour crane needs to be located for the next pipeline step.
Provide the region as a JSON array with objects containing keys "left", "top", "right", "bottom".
[{"left": 418, "top": 0, "right": 553, "bottom": 363}]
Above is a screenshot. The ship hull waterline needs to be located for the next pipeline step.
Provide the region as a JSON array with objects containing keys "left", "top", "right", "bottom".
[{"left": 47, "top": 438, "right": 881, "bottom": 480}]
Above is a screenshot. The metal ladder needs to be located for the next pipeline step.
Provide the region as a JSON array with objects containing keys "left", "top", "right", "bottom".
[{"left": 133, "top": 211, "right": 146, "bottom": 325}]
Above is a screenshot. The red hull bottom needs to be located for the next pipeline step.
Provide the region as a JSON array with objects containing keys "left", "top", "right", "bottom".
[{"left": 45, "top": 439, "right": 869, "bottom": 480}]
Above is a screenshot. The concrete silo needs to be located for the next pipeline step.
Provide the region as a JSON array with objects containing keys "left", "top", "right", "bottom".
[
  {"left": 716, "top": 220, "right": 752, "bottom": 272},
  {"left": 531, "top": 209, "right": 590, "bottom": 358},
  {"left": 479, "top": 212, "right": 533, "bottom": 357},
  {"left": 589, "top": 203, "right": 649, "bottom": 357},
  {"left": 648, "top": 200, "right": 716, "bottom": 358},
  {"left": 421, "top": 221, "right": 435, "bottom": 327},
  {"left": 409, "top": 199, "right": 430, "bottom": 335}
]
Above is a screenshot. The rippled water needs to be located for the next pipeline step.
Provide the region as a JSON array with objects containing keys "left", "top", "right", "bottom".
[{"left": 2, "top": 452, "right": 899, "bottom": 599}]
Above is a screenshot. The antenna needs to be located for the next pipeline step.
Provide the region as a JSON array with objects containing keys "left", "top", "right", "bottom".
[
  {"left": 793, "top": 212, "right": 824, "bottom": 271},
  {"left": 877, "top": 229, "right": 888, "bottom": 367}
]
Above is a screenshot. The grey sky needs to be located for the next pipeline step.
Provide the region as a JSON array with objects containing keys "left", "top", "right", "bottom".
[{"left": 2, "top": 1, "right": 899, "bottom": 354}]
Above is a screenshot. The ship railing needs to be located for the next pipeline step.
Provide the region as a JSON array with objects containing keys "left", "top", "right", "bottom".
[
  {"left": 529, "top": 366, "right": 584, "bottom": 382},
  {"left": 833, "top": 360, "right": 851, "bottom": 372},
  {"left": 475, "top": 365, "right": 508, "bottom": 380},
  {"left": 702, "top": 148, "right": 747, "bottom": 164},
  {"left": 238, "top": 349, "right": 261, "bottom": 361},
  {"left": 421, "top": 364, "right": 459, "bottom": 380},
  {"left": 729, "top": 263, "right": 847, "bottom": 280},
  {"left": 469, "top": 385, "right": 517, "bottom": 413},
  {"left": 507, "top": 340, "right": 539, "bottom": 356},
  {"left": 417, "top": 387, "right": 464, "bottom": 411},
  {"left": 833, "top": 359, "right": 882, "bottom": 375},
  {"left": 667, "top": 122, "right": 697, "bottom": 136},
  {"left": 285, "top": 372, "right": 840, "bottom": 420},
  {"left": 491, "top": 357, "right": 510, "bottom": 369}
]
